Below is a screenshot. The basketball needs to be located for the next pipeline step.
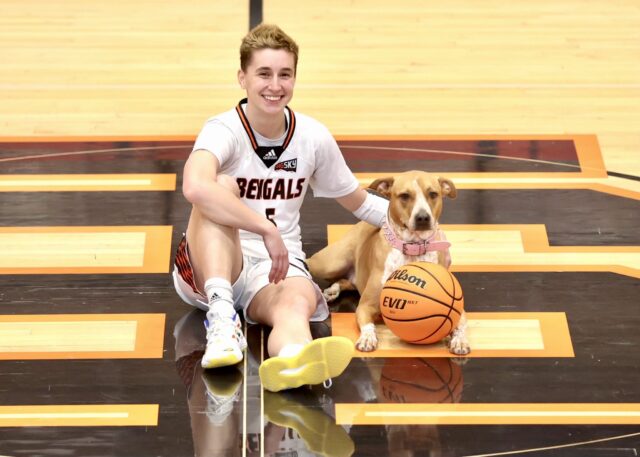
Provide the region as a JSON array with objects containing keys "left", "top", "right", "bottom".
[{"left": 380, "top": 261, "right": 464, "bottom": 344}]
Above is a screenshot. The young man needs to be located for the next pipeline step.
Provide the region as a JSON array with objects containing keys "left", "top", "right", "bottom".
[{"left": 172, "top": 24, "right": 387, "bottom": 392}]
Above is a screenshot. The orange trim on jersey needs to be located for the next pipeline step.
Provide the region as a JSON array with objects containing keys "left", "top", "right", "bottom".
[
  {"left": 174, "top": 235, "right": 203, "bottom": 295},
  {"left": 235, "top": 98, "right": 297, "bottom": 163},
  {"left": 235, "top": 103, "right": 258, "bottom": 150},
  {"left": 283, "top": 107, "right": 296, "bottom": 150}
]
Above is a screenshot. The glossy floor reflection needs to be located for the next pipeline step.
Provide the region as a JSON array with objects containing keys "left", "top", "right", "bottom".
[{"left": 0, "top": 139, "right": 638, "bottom": 456}]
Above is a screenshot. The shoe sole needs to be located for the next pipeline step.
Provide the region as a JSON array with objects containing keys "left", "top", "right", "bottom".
[
  {"left": 259, "top": 336, "right": 354, "bottom": 392},
  {"left": 201, "top": 331, "right": 247, "bottom": 369},
  {"left": 201, "top": 350, "right": 243, "bottom": 369}
]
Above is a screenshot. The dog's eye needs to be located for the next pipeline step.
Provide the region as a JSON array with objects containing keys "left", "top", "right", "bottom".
[
  {"left": 398, "top": 192, "right": 411, "bottom": 201},
  {"left": 428, "top": 191, "right": 439, "bottom": 199}
]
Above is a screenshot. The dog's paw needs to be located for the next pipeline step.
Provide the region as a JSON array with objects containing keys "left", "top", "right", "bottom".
[
  {"left": 355, "top": 324, "right": 378, "bottom": 352},
  {"left": 447, "top": 330, "right": 470, "bottom": 356},
  {"left": 447, "top": 313, "right": 470, "bottom": 355},
  {"left": 322, "top": 282, "right": 341, "bottom": 302}
]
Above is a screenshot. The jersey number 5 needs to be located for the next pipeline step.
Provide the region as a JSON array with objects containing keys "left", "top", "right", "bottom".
[{"left": 265, "top": 208, "right": 277, "bottom": 226}]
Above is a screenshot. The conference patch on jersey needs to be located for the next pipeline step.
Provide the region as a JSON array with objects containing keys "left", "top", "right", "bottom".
[{"left": 275, "top": 158, "right": 297, "bottom": 172}]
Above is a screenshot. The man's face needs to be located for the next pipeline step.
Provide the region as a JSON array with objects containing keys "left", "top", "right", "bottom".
[{"left": 238, "top": 48, "right": 296, "bottom": 116}]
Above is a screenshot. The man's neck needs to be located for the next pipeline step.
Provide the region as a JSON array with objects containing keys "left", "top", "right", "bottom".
[{"left": 245, "top": 104, "right": 286, "bottom": 140}]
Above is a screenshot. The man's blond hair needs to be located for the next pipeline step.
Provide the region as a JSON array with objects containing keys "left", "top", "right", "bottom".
[{"left": 240, "top": 24, "right": 299, "bottom": 73}]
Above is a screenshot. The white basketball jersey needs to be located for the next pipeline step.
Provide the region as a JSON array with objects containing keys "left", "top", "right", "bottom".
[{"left": 192, "top": 99, "right": 360, "bottom": 259}]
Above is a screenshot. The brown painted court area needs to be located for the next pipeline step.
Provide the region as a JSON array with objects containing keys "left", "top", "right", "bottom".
[
  {"left": 0, "top": 134, "right": 638, "bottom": 457},
  {"left": 1, "top": 1, "right": 640, "bottom": 454}
]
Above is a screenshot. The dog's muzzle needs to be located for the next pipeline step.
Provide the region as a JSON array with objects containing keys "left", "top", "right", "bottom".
[{"left": 413, "top": 210, "right": 432, "bottom": 231}]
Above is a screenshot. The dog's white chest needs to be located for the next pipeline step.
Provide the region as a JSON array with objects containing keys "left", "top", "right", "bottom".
[{"left": 381, "top": 249, "right": 438, "bottom": 283}]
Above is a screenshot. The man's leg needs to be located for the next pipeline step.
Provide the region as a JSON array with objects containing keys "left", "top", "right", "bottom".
[
  {"left": 186, "top": 175, "right": 246, "bottom": 368},
  {"left": 248, "top": 278, "right": 354, "bottom": 392},
  {"left": 247, "top": 277, "right": 316, "bottom": 357}
]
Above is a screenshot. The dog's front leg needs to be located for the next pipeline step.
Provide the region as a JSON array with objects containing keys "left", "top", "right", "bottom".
[
  {"left": 447, "top": 312, "right": 471, "bottom": 355},
  {"left": 355, "top": 305, "right": 379, "bottom": 352},
  {"left": 354, "top": 275, "right": 384, "bottom": 352}
]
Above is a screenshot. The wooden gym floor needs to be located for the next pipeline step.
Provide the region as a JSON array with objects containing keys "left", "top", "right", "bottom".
[{"left": 1, "top": 1, "right": 639, "bottom": 456}]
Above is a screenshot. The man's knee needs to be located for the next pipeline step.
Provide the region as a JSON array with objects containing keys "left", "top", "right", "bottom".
[
  {"left": 216, "top": 174, "right": 240, "bottom": 197},
  {"left": 274, "top": 293, "right": 316, "bottom": 319}
]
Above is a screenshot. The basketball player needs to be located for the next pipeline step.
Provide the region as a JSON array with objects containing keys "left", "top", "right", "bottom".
[{"left": 172, "top": 24, "right": 388, "bottom": 392}]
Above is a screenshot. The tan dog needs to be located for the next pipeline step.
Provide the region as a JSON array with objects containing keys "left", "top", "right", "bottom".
[{"left": 308, "top": 170, "right": 470, "bottom": 355}]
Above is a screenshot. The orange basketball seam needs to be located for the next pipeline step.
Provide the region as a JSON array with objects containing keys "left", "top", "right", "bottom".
[
  {"left": 420, "top": 267, "right": 459, "bottom": 341},
  {"left": 447, "top": 269, "right": 463, "bottom": 301},
  {"left": 383, "top": 314, "right": 456, "bottom": 323},
  {"left": 410, "top": 262, "right": 457, "bottom": 301}
]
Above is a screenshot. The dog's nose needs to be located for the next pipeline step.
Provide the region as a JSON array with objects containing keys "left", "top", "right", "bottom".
[{"left": 414, "top": 211, "right": 432, "bottom": 229}]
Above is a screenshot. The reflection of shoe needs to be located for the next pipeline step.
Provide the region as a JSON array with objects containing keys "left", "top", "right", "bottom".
[
  {"left": 259, "top": 336, "right": 354, "bottom": 392},
  {"left": 201, "top": 313, "right": 247, "bottom": 369},
  {"left": 201, "top": 367, "right": 243, "bottom": 425},
  {"left": 264, "top": 391, "right": 354, "bottom": 457}
]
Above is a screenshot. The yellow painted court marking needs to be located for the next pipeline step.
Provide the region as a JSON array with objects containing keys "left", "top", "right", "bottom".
[
  {"left": 0, "top": 404, "right": 158, "bottom": 427},
  {"left": 0, "top": 314, "right": 165, "bottom": 359},
  {"left": 331, "top": 312, "right": 574, "bottom": 357},
  {"left": 327, "top": 224, "right": 640, "bottom": 279},
  {"left": 0, "top": 226, "right": 172, "bottom": 274},
  {"left": 0, "top": 174, "right": 176, "bottom": 191},
  {"left": 335, "top": 403, "right": 640, "bottom": 425}
]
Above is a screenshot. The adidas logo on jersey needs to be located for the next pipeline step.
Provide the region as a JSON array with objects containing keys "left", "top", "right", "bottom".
[
  {"left": 274, "top": 158, "right": 297, "bottom": 172},
  {"left": 262, "top": 149, "right": 278, "bottom": 160}
]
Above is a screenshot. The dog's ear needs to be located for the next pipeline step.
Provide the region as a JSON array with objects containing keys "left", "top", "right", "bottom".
[
  {"left": 368, "top": 177, "right": 394, "bottom": 198},
  {"left": 439, "top": 177, "right": 457, "bottom": 199}
]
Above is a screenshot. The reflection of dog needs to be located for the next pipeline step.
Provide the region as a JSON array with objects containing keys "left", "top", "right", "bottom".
[{"left": 308, "top": 170, "right": 470, "bottom": 354}]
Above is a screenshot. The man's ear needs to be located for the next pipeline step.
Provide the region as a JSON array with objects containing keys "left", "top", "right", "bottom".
[
  {"left": 439, "top": 177, "right": 457, "bottom": 199},
  {"left": 237, "top": 69, "right": 246, "bottom": 89},
  {"left": 368, "top": 177, "right": 394, "bottom": 198}
]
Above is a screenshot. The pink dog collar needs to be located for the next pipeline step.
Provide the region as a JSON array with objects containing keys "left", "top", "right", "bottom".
[{"left": 382, "top": 219, "right": 451, "bottom": 256}]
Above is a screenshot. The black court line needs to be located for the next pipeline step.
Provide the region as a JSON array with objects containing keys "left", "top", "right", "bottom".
[
  {"left": 608, "top": 170, "right": 640, "bottom": 182},
  {"left": 249, "top": 0, "right": 263, "bottom": 29}
]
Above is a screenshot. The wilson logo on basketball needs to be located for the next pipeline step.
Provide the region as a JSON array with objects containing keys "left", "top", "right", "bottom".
[{"left": 388, "top": 269, "right": 427, "bottom": 288}]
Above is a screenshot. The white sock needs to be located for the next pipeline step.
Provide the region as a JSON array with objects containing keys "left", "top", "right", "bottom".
[{"left": 204, "top": 277, "right": 235, "bottom": 319}]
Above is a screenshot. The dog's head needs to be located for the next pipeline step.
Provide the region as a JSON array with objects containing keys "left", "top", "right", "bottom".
[{"left": 369, "top": 171, "right": 456, "bottom": 234}]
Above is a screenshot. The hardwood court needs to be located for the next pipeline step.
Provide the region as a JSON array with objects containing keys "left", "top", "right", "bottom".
[{"left": 1, "top": 1, "right": 639, "bottom": 456}]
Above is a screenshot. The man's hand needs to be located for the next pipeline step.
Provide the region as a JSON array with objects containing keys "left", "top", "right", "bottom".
[{"left": 262, "top": 225, "right": 289, "bottom": 283}]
